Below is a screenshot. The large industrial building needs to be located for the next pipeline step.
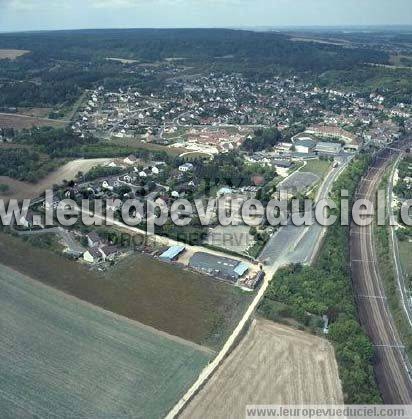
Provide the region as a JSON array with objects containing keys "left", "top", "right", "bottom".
[
  {"left": 315, "top": 141, "right": 342, "bottom": 154},
  {"left": 189, "top": 252, "right": 249, "bottom": 282}
]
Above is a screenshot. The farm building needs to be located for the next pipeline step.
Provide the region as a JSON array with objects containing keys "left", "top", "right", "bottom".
[
  {"left": 189, "top": 252, "right": 249, "bottom": 282},
  {"left": 160, "top": 245, "right": 185, "bottom": 262}
]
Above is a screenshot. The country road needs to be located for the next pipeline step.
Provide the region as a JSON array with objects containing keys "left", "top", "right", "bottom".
[{"left": 350, "top": 143, "right": 412, "bottom": 403}]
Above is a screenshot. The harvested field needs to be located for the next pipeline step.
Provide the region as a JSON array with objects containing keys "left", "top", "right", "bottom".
[
  {"left": 181, "top": 319, "right": 343, "bottom": 419},
  {"left": 0, "top": 113, "right": 66, "bottom": 129},
  {"left": 0, "top": 233, "right": 252, "bottom": 349},
  {"left": 16, "top": 107, "right": 53, "bottom": 118},
  {"left": 0, "top": 263, "right": 210, "bottom": 419},
  {"left": 0, "top": 49, "right": 29, "bottom": 60},
  {"left": 0, "top": 158, "right": 111, "bottom": 201}
]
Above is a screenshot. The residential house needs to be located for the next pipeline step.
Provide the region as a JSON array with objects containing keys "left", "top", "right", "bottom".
[
  {"left": 179, "top": 162, "right": 194, "bottom": 173},
  {"left": 99, "top": 245, "right": 119, "bottom": 262},
  {"left": 86, "top": 231, "right": 102, "bottom": 248},
  {"left": 124, "top": 155, "right": 138, "bottom": 165},
  {"left": 83, "top": 247, "right": 103, "bottom": 263}
]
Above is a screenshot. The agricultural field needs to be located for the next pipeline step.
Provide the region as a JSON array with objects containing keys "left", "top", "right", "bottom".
[
  {"left": 0, "top": 158, "right": 111, "bottom": 201},
  {"left": 0, "top": 233, "right": 252, "bottom": 350},
  {"left": 0, "top": 113, "right": 66, "bottom": 129},
  {"left": 0, "top": 49, "right": 29, "bottom": 60},
  {"left": 0, "top": 263, "right": 210, "bottom": 419},
  {"left": 16, "top": 107, "right": 53, "bottom": 118},
  {"left": 181, "top": 319, "right": 343, "bottom": 419}
]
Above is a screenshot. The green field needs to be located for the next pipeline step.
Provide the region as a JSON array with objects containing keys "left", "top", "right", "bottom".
[
  {"left": 0, "top": 263, "right": 210, "bottom": 419},
  {"left": 399, "top": 240, "right": 412, "bottom": 278},
  {"left": 302, "top": 159, "right": 331, "bottom": 178}
]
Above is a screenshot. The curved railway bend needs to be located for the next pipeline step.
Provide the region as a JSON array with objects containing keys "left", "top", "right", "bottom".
[{"left": 350, "top": 140, "right": 412, "bottom": 403}]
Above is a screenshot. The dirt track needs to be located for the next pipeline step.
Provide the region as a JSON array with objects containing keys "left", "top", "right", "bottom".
[
  {"left": 180, "top": 319, "right": 343, "bottom": 419},
  {"left": 350, "top": 141, "right": 412, "bottom": 403}
]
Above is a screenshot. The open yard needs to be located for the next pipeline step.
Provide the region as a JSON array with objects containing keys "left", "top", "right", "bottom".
[
  {"left": 0, "top": 49, "right": 29, "bottom": 60},
  {"left": 0, "top": 263, "right": 210, "bottom": 419},
  {"left": 181, "top": 319, "right": 343, "bottom": 419},
  {"left": 0, "top": 233, "right": 252, "bottom": 350}
]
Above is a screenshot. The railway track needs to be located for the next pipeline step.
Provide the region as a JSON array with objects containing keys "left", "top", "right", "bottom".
[{"left": 350, "top": 141, "right": 412, "bottom": 403}]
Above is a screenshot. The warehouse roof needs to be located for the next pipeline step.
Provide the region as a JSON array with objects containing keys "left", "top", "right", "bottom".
[
  {"left": 160, "top": 245, "right": 185, "bottom": 261},
  {"left": 189, "top": 252, "right": 249, "bottom": 282}
]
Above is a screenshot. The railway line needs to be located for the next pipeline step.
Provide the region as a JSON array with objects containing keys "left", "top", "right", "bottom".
[{"left": 350, "top": 141, "right": 412, "bottom": 403}]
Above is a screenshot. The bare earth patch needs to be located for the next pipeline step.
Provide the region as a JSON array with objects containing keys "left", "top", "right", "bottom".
[
  {"left": 0, "top": 113, "right": 66, "bottom": 130},
  {"left": 181, "top": 319, "right": 343, "bottom": 419},
  {"left": 0, "top": 49, "right": 29, "bottom": 60}
]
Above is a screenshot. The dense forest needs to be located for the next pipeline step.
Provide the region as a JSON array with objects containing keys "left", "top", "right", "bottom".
[
  {"left": 0, "top": 148, "right": 61, "bottom": 182},
  {"left": 0, "top": 29, "right": 391, "bottom": 108}
]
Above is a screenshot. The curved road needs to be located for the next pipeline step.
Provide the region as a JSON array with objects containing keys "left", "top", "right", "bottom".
[{"left": 350, "top": 143, "right": 412, "bottom": 403}]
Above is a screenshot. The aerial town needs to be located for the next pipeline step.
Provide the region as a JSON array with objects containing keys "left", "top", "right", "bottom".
[{"left": 0, "top": 22, "right": 412, "bottom": 419}]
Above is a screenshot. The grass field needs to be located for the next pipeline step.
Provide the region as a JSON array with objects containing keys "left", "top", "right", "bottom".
[
  {"left": 0, "top": 49, "right": 29, "bottom": 60},
  {"left": 399, "top": 240, "right": 412, "bottom": 278},
  {"left": 181, "top": 319, "right": 343, "bottom": 419},
  {"left": 302, "top": 159, "right": 332, "bottom": 178},
  {"left": 109, "top": 137, "right": 187, "bottom": 156},
  {"left": 0, "top": 233, "right": 252, "bottom": 350},
  {"left": 0, "top": 263, "right": 210, "bottom": 419},
  {"left": 0, "top": 113, "right": 66, "bottom": 129}
]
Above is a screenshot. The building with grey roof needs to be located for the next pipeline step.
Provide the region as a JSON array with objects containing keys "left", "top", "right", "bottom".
[
  {"left": 189, "top": 252, "right": 249, "bottom": 282},
  {"left": 315, "top": 141, "right": 342, "bottom": 154}
]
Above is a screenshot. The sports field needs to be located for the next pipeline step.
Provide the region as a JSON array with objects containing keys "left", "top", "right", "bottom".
[{"left": 0, "top": 264, "right": 211, "bottom": 419}]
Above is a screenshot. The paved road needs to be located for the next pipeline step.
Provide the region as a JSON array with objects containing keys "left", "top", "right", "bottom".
[
  {"left": 166, "top": 157, "right": 351, "bottom": 418},
  {"left": 259, "top": 155, "right": 351, "bottom": 266},
  {"left": 350, "top": 143, "right": 412, "bottom": 403}
]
